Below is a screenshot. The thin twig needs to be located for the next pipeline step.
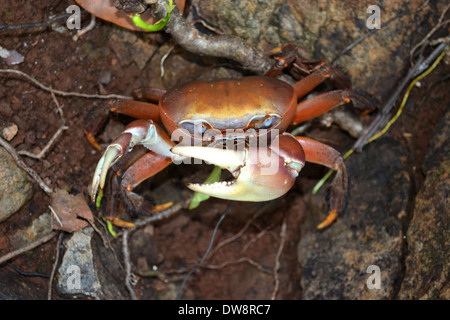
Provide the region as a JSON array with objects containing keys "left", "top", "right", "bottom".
[
  {"left": 241, "top": 223, "right": 276, "bottom": 252},
  {"left": 176, "top": 201, "right": 233, "bottom": 300},
  {"left": 353, "top": 41, "right": 448, "bottom": 152},
  {"left": 87, "top": 219, "right": 110, "bottom": 250},
  {"left": 0, "top": 69, "right": 132, "bottom": 100},
  {"left": 132, "top": 202, "right": 183, "bottom": 228},
  {"left": 203, "top": 257, "right": 271, "bottom": 274},
  {"left": 352, "top": 56, "right": 423, "bottom": 152},
  {"left": 18, "top": 92, "right": 68, "bottom": 160},
  {"left": 47, "top": 232, "right": 63, "bottom": 300},
  {"left": 74, "top": 15, "right": 96, "bottom": 40},
  {"left": 0, "top": 137, "right": 53, "bottom": 195},
  {"left": 410, "top": 3, "right": 450, "bottom": 61},
  {"left": 0, "top": 11, "right": 87, "bottom": 31},
  {"left": 0, "top": 231, "right": 58, "bottom": 265},
  {"left": 122, "top": 229, "right": 138, "bottom": 300},
  {"left": 119, "top": 203, "right": 183, "bottom": 300},
  {"left": 271, "top": 219, "right": 287, "bottom": 300},
  {"left": 160, "top": 45, "right": 175, "bottom": 78},
  {"left": 207, "top": 209, "right": 263, "bottom": 260}
]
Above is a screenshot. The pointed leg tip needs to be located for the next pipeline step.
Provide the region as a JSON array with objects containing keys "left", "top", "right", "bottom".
[
  {"left": 85, "top": 132, "right": 102, "bottom": 151},
  {"left": 316, "top": 209, "right": 338, "bottom": 230},
  {"left": 151, "top": 201, "right": 174, "bottom": 213}
]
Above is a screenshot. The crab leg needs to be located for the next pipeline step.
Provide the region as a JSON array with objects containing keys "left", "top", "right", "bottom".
[
  {"left": 90, "top": 119, "right": 173, "bottom": 203},
  {"left": 117, "top": 151, "right": 172, "bottom": 215},
  {"left": 171, "top": 133, "right": 305, "bottom": 202},
  {"left": 295, "top": 136, "right": 348, "bottom": 229},
  {"left": 293, "top": 90, "right": 351, "bottom": 124},
  {"left": 133, "top": 87, "right": 166, "bottom": 101},
  {"left": 292, "top": 66, "right": 351, "bottom": 99},
  {"left": 108, "top": 99, "right": 161, "bottom": 121},
  {"left": 84, "top": 99, "right": 161, "bottom": 150}
]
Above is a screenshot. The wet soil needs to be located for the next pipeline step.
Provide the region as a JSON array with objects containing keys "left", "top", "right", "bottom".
[{"left": 0, "top": 1, "right": 448, "bottom": 299}]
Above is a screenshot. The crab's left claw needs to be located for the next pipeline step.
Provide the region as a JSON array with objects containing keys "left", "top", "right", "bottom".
[
  {"left": 90, "top": 119, "right": 173, "bottom": 204},
  {"left": 91, "top": 132, "right": 134, "bottom": 204},
  {"left": 171, "top": 134, "right": 305, "bottom": 202}
]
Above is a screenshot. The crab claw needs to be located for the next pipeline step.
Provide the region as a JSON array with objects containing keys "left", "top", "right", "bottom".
[
  {"left": 90, "top": 119, "right": 173, "bottom": 203},
  {"left": 171, "top": 133, "right": 305, "bottom": 202}
]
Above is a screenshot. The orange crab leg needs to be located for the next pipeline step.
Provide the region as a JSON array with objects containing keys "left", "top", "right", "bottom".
[
  {"left": 121, "top": 152, "right": 172, "bottom": 192},
  {"left": 133, "top": 87, "right": 166, "bottom": 102},
  {"left": 295, "top": 136, "right": 348, "bottom": 229},
  {"left": 118, "top": 151, "right": 172, "bottom": 215},
  {"left": 109, "top": 99, "right": 161, "bottom": 121},
  {"left": 292, "top": 66, "right": 351, "bottom": 99},
  {"left": 293, "top": 90, "right": 351, "bottom": 124}
]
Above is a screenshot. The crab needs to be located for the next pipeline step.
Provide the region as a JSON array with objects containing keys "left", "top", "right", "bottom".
[{"left": 85, "top": 60, "right": 362, "bottom": 230}]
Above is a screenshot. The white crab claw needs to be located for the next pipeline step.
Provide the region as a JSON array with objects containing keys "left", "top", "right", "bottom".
[
  {"left": 171, "top": 146, "right": 246, "bottom": 173},
  {"left": 171, "top": 134, "right": 305, "bottom": 202},
  {"left": 90, "top": 141, "right": 127, "bottom": 203}
]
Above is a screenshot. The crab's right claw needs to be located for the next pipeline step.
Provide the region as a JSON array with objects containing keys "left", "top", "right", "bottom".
[{"left": 171, "top": 133, "right": 306, "bottom": 202}]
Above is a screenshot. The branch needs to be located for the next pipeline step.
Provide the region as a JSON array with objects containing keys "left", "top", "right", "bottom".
[
  {"left": 0, "top": 231, "right": 58, "bottom": 265},
  {"left": 151, "top": 0, "right": 273, "bottom": 74},
  {"left": 0, "top": 69, "right": 132, "bottom": 100},
  {"left": 0, "top": 137, "right": 53, "bottom": 195}
]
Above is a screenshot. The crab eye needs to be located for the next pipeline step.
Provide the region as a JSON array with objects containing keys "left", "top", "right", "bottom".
[
  {"left": 262, "top": 117, "right": 273, "bottom": 127},
  {"left": 179, "top": 121, "right": 211, "bottom": 135},
  {"left": 250, "top": 115, "right": 281, "bottom": 130}
]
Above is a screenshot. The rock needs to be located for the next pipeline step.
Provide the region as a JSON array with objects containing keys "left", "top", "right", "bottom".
[
  {"left": 398, "top": 107, "right": 450, "bottom": 299},
  {"left": 297, "top": 138, "right": 409, "bottom": 299},
  {"left": 0, "top": 269, "right": 46, "bottom": 299},
  {"left": 56, "top": 227, "right": 102, "bottom": 299},
  {"left": 0, "top": 147, "right": 34, "bottom": 223},
  {"left": 193, "top": 0, "right": 441, "bottom": 100},
  {"left": 8, "top": 212, "right": 52, "bottom": 249}
]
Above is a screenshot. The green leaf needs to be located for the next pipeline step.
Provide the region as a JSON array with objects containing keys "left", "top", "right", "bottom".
[{"left": 188, "top": 166, "right": 222, "bottom": 210}]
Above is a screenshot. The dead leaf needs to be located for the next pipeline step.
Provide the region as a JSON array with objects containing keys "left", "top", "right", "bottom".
[{"left": 50, "top": 188, "right": 94, "bottom": 233}]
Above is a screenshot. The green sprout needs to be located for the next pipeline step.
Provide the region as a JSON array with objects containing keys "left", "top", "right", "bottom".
[
  {"left": 95, "top": 189, "right": 103, "bottom": 208},
  {"left": 189, "top": 166, "right": 222, "bottom": 210},
  {"left": 131, "top": 0, "right": 176, "bottom": 32},
  {"left": 103, "top": 218, "right": 117, "bottom": 237}
]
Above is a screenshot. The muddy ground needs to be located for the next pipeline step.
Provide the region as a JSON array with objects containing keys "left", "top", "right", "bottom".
[{"left": 0, "top": 1, "right": 448, "bottom": 300}]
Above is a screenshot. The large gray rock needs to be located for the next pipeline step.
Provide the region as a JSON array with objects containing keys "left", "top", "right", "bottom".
[
  {"left": 398, "top": 107, "right": 450, "bottom": 299},
  {"left": 0, "top": 147, "right": 34, "bottom": 223},
  {"left": 57, "top": 227, "right": 102, "bottom": 299},
  {"left": 298, "top": 138, "right": 408, "bottom": 299}
]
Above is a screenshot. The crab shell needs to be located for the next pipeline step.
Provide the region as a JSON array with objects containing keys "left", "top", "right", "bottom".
[{"left": 159, "top": 76, "right": 297, "bottom": 144}]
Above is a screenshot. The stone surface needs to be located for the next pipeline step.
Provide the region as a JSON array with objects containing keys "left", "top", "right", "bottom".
[
  {"left": 8, "top": 212, "right": 52, "bottom": 249},
  {"left": 297, "top": 138, "right": 409, "bottom": 299},
  {"left": 0, "top": 147, "right": 34, "bottom": 223},
  {"left": 193, "top": 0, "right": 442, "bottom": 100},
  {"left": 57, "top": 227, "right": 102, "bottom": 299},
  {"left": 398, "top": 107, "right": 449, "bottom": 300}
]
